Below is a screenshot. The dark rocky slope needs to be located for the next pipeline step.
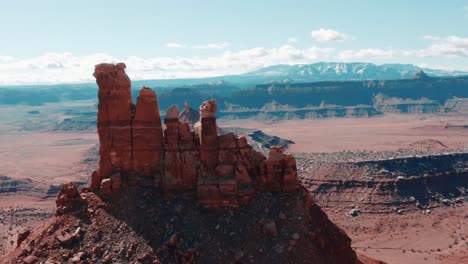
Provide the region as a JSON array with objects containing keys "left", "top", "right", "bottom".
[
  {"left": 3, "top": 184, "right": 370, "bottom": 264},
  {"left": 297, "top": 149, "right": 468, "bottom": 214}
]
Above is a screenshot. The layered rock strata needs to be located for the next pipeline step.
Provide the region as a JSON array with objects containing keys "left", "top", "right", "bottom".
[{"left": 90, "top": 63, "right": 299, "bottom": 207}]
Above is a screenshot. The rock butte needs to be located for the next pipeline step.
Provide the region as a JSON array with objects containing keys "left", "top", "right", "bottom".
[{"left": 91, "top": 62, "right": 299, "bottom": 207}]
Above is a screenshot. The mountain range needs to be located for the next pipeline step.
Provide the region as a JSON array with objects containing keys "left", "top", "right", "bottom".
[
  {"left": 244, "top": 62, "right": 466, "bottom": 81},
  {"left": 134, "top": 62, "right": 468, "bottom": 89}
]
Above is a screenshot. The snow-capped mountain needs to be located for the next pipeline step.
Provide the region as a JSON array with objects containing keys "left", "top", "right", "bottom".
[
  {"left": 129, "top": 62, "right": 467, "bottom": 90},
  {"left": 242, "top": 62, "right": 467, "bottom": 82}
]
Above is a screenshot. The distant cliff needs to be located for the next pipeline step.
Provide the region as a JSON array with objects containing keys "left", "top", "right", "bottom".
[
  {"left": 221, "top": 73, "right": 466, "bottom": 118},
  {"left": 3, "top": 69, "right": 467, "bottom": 126}
]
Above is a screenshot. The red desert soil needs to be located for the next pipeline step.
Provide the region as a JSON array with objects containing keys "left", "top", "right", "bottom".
[
  {"left": 220, "top": 114, "right": 468, "bottom": 153},
  {"left": 0, "top": 132, "right": 97, "bottom": 184},
  {"left": 329, "top": 204, "right": 468, "bottom": 264},
  {"left": 0, "top": 131, "right": 97, "bottom": 254}
]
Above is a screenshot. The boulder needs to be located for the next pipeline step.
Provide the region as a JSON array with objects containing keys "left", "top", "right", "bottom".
[{"left": 56, "top": 183, "right": 87, "bottom": 216}]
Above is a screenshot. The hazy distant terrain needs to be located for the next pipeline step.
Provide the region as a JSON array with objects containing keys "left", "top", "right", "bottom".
[{"left": 1, "top": 63, "right": 467, "bottom": 132}]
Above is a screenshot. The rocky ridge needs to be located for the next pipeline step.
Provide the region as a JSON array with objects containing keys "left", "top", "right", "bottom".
[
  {"left": 296, "top": 147, "right": 468, "bottom": 214},
  {"left": 4, "top": 182, "right": 373, "bottom": 264}
]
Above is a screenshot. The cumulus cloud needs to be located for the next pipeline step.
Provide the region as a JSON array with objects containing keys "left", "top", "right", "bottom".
[
  {"left": 0, "top": 53, "right": 117, "bottom": 85},
  {"left": 405, "top": 35, "right": 468, "bottom": 57},
  {"left": 0, "top": 46, "right": 335, "bottom": 85},
  {"left": 446, "top": 35, "right": 468, "bottom": 48},
  {"left": 311, "top": 28, "right": 347, "bottom": 43},
  {"left": 2, "top": 34, "right": 468, "bottom": 85},
  {"left": 338, "top": 48, "right": 394, "bottom": 60}
]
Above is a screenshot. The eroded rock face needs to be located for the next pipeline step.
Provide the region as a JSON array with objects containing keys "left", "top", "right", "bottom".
[
  {"left": 91, "top": 63, "right": 299, "bottom": 207},
  {"left": 93, "top": 63, "right": 133, "bottom": 189},
  {"left": 133, "top": 87, "right": 164, "bottom": 176}
]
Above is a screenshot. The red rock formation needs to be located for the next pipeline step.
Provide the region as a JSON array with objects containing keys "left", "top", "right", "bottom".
[
  {"left": 163, "top": 105, "right": 183, "bottom": 192},
  {"left": 197, "top": 99, "right": 219, "bottom": 171},
  {"left": 55, "top": 182, "right": 87, "bottom": 216},
  {"left": 91, "top": 63, "right": 299, "bottom": 207},
  {"left": 92, "top": 63, "right": 133, "bottom": 190},
  {"left": 260, "top": 147, "right": 300, "bottom": 192},
  {"left": 132, "top": 87, "right": 164, "bottom": 177}
]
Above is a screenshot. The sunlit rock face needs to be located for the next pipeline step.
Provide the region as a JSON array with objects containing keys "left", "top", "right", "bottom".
[
  {"left": 91, "top": 63, "right": 299, "bottom": 207},
  {"left": 91, "top": 63, "right": 133, "bottom": 191}
]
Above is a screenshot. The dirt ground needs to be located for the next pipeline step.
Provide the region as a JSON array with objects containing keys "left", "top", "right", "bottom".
[
  {"left": 0, "top": 127, "right": 97, "bottom": 254},
  {"left": 220, "top": 113, "right": 468, "bottom": 153},
  {"left": 327, "top": 204, "right": 468, "bottom": 264}
]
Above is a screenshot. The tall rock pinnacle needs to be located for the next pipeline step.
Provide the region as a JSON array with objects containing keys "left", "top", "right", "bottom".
[{"left": 91, "top": 63, "right": 299, "bottom": 207}]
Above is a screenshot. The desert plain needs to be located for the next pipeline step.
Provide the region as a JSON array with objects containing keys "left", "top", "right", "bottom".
[{"left": 0, "top": 102, "right": 467, "bottom": 263}]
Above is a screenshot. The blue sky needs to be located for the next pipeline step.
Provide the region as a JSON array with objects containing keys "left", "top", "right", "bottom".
[{"left": 0, "top": 0, "right": 467, "bottom": 84}]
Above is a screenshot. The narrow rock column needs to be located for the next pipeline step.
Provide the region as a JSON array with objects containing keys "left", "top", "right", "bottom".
[
  {"left": 263, "top": 147, "right": 285, "bottom": 192},
  {"left": 132, "top": 87, "right": 164, "bottom": 176},
  {"left": 92, "top": 63, "right": 133, "bottom": 190},
  {"left": 178, "top": 122, "right": 198, "bottom": 190},
  {"left": 195, "top": 100, "right": 220, "bottom": 206},
  {"left": 282, "top": 154, "right": 299, "bottom": 192},
  {"left": 163, "top": 105, "right": 183, "bottom": 192},
  {"left": 198, "top": 100, "right": 219, "bottom": 171}
]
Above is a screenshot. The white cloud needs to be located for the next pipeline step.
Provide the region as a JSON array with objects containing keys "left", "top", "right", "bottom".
[
  {"left": 338, "top": 48, "right": 394, "bottom": 60},
  {"left": 165, "top": 42, "right": 186, "bottom": 48},
  {"left": 0, "top": 56, "right": 15, "bottom": 62},
  {"left": 446, "top": 35, "right": 468, "bottom": 48},
  {"left": 0, "top": 46, "right": 335, "bottom": 85},
  {"left": 405, "top": 35, "right": 468, "bottom": 57},
  {"left": 287, "top": 37, "right": 298, "bottom": 43},
  {"left": 192, "top": 42, "right": 229, "bottom": 49},
  {"left": 0, "top": 53, "right": 117, "bottom": 85},
  {"left": 423, "top": 35, "right": 441, "bottom": 41},
  {"left": 2, "top": 34, "right": 468, "bottom": 85},
  {"left": 311, "top": 28, "right": 347, "bottom": 43}
]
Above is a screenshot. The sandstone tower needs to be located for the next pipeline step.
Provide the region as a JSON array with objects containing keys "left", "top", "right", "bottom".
[{"left": 91, "top": 63, "right": 299, "bottom": 207}]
